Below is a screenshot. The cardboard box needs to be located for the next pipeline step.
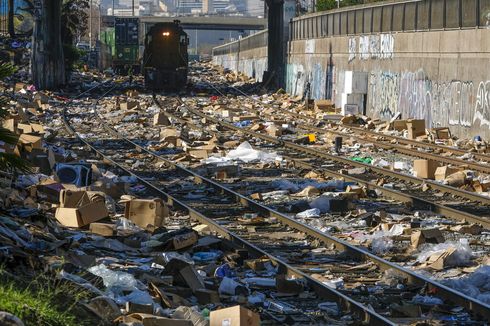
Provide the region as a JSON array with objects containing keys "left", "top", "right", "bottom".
[
  {"left": 413, "top": 159, "right": 438, "bottom": 179},
  {"left": 179, "top": 265, "right": 205, "bottom": 292},
  {"left": 411, "top": 229, "right": 444, "bottom": 248},
  {"left": 314, "top": 99, "right": 334, "bottom": 111},
  {"left": 116, "top": 313, "right": 193, "bottom": 326},
  {"left": 123, "top": 198, "right": 168, "bottom": 229},
  {"left": 90, "top": 223, "right": 115, "bottom": 236},
  {"left": 2, "top": 119, "right": 16, "bottom": 133},
  {"left": 434, "top": 166, "right": 460, "bottom": 181},
  {"left": 18, "top": 134, "right": 43, "bottom": 151},
  {"left": 266, "top": 125, "right": 282, "bottom": 137},
  {"left": 170, "top": 231, "right": 198, "bottom": 250},
  {"left": 154, "top": 113, "right": 171, "bottom": 126},
  {"left": 195, "top": 289, "right": 220, "bottom": 304},
  {"left": 210, "top": 306, "right": 260, "bottom": 326},
  {"left": 55, "top": 191, "right": 108, "bottom": 228},
  {"left": 391, "top": 120, "right": 407, "bottom": 131},
  {"left": 120, "top": 101, "right": 138, "bottom": 110},
  {"left": 406, "top": 119, "right": 426, "bottom": 139}
]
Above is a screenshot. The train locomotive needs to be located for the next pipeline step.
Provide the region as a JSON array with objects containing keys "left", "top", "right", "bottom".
[{"left": 143, "top": 21, "right": 189, "bottom": 90}]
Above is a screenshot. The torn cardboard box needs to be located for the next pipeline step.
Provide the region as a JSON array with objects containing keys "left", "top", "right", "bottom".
[
  {"left": 123, "top": 198, "right": 168, "bottom": 229},
  {"left": 55, "top": 190, "right": 108, "bottom": 227},
  {"left": 411, "top": 229, "right": 444, "bottom": 249}
]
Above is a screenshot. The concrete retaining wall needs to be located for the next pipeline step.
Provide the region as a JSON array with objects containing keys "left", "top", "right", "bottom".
[
  {"left": 287, "top": 28, "right": 490, "bottom": 138},
  {"left": 213, "top": 46, "right": 268, "bottom": 82}
]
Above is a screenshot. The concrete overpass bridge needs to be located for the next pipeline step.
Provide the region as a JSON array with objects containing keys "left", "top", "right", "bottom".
[{"left": 102, "top": 15, "right": 267, "bottom": 31}]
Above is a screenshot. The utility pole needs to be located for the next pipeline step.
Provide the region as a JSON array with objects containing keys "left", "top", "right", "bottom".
[
  {"left": 89, "top": 0, "right": 93, "bottom": 48},
  {"left": 8, "top": 0, "right": 14, "bottom": 37}
]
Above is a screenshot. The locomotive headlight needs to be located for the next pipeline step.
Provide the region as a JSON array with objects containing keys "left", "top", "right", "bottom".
[{"left": 162, "top": 32, "right": 170, "bottom": 37}]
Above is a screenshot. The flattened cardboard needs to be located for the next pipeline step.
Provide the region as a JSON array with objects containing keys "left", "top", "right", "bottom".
[
  {"left": 210, "top": 306, "right": 260, "bottom": 326},
  {"left": 124, "top": 198, "right": 168, "bottom": 229}
]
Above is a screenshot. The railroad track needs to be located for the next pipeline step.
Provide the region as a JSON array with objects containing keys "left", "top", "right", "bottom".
[{"left": 62, "top": 81, "right": 490, "bottom": 323}]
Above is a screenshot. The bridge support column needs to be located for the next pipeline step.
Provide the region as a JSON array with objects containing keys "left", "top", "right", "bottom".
[
  {"left": 265, "top": 0, "right": 284, "bottom": 90},
  {"left": 265, "top": 0, "right": 295, "bottom": 90}
]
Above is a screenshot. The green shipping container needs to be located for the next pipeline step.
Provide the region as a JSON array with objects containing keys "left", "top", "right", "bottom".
[
  {"left": 115, "top": 45, "right": 139, "bottom": 64},
  {"left": 100, "top": 28, "right": 115, "bottom": 57}
]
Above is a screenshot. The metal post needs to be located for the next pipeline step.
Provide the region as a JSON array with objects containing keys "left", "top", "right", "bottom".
[
  {"left": 112, "top": 0, "right": 115, "bottom": 15},
  {"left": 132, "top": 0, "right": 135, "bottom": 16},
  {"left": 89, "top": 0, "right": 93, "bottom": 48}
]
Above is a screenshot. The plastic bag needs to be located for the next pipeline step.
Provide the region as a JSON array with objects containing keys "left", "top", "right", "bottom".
[
  {"left": 416, "top": 239, "right": 472, "bottom": 266},
  {"left": 226, "top": 141, "right": 281, "bottom": 163},
  {"left": 88, "top": 264, "right": 137, "bottom": 291},
  {"left": 412, "top": 295, "right": 443, "bottom": 305},
  {"left": 218, "top": 277, "right": 249, "bottom": 296},
  {"left": 296, "top": 208, "right": 321, "bottom": 218},
  {"left": 192, "top": 250, "right": 222, "bottom": 263}
]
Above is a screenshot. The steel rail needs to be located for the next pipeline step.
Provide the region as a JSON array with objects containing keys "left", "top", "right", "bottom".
[
  {"left": 61, "top": 88, "right": 396, "bottom": 326},
  {"left": 62, "top": 84, "right": 490, "bottom": 320}
]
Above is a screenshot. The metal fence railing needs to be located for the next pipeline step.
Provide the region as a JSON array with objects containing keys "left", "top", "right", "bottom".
[
  {"left": 0, "top": 0, "right": 9, "bottom": 35},
  {"left": 291, "top": 0, "right": 490, "bottom": 40},
  {"left": 213, "top": 29, "right": 268, "bottom": 56}
]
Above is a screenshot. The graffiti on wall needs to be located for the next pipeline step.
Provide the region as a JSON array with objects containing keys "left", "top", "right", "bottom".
[
  {"left": 474, "top": 81, "right": 490, "bottom": 128},
  {"left": 368, "top": 70, "right": 489, "bottom": 130},
  {"left": 349, "top": 34, "right": 395, "bottom": 62},
  {"left": 348, "top": 38, "right": 357, "bottom": 62}
]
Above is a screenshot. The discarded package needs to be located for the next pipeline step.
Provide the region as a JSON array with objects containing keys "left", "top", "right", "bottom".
[
  {"left": 210, "top": 305, "right": 260, "bottom": 326},
  {"left": 55, "top": 190, "right": 108, "bottom": 227},
  {"left": 416, "top": 239, "right": 472, "bottom": 270},
  {"left": 122, "top": 198, "right": 169, "bottom": 229}
]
